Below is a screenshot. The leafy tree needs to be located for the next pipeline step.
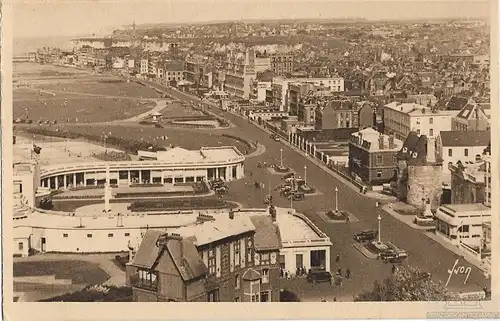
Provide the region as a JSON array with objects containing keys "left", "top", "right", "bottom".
[
  {"left": 355, "top": 266, "right": 458, "bottom": 301},
  {"left": 41, "top": 285, "right": 133, "bottom": 302},
  {"left": 280, "top": 289, "right": 301, "bottom": 302}
]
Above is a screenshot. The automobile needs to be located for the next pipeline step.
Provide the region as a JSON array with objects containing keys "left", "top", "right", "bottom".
[
  {"left": 281, "top": 189, "right": 293, "bottom": 197},
  {"left": 353, "top": 230, "right": 378, "bottom": 242},
  {"left": 263, "top": 195, "right": 272, "bottom": 204},
  {"left": 284, "top": 177, "right": 295, "bottom": 183},
  {"left": 288, "top": 192, "right": 305, "bottom": 201},
  {"left": 273, "top": 136, "right": 280, "bottom": 142},
  {"left": 154, "top": 123, "right": 164, "bottom": 128},
  {"left": 283, "top": 173, "right": 295, "bottom": 180},
  {"left": 14, "top": 118, "right": 23, "bottom": 124},
  {"left": 215, "top": 186, "right": 228, "bottom": 194},
  {"left": 307, "top": 268, "right": 332, "bottom": 284},
  {"left": 379, "top": 249, "right": 408, "bottom": 262}
]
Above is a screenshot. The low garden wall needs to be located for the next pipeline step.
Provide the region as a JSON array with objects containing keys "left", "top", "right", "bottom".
[{"left": 23, "top": 127, "right": 167, "bottom": 155}]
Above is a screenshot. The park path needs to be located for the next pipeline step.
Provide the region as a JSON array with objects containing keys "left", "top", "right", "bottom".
[
  {"left": 116, "top": 99, "right": 168, "bottom": 123},
  {"left": 14, "top": 253, "right": 126, "bottom": 287}
]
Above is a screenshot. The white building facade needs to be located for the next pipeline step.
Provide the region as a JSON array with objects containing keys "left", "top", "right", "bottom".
[
  {"left": 224, "top": 49, "right": 257, "bottom": 100},
  {"left": 39, "top": 147, "right": 245, "bottom": 189},
  {"left": 383, "top": 102, "right": 458, "bottom": 141},
  {"left": 435, "top": 203, "right": 491, "bottom": 248}
]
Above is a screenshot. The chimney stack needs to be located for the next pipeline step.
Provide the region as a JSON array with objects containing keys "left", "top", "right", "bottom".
[
  {"left": 197, "top": 213, "right": 215, "bottom": 223},
  {"left": 426, "top": 137, "right": 436, "bottom": 164},
  {"left": 388, "top": 135, "right": 395, "bottom": 149},
  {"left": 378, "top": 133, "right": 385, "bottom": 150}
]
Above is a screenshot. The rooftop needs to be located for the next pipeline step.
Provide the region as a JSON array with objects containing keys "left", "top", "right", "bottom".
[
  {"left": 384, "top": 102, "right": 456, "bottom": 116},
  {"left": 151, "top": 146, "right": 243, "bottom": 164},
  {"left": 351, "top": 128, "right": 403, "bottom": 152},
  {"left": 14, "top": 207, "right": 329, "bottom": 247},
  {"left": 439, "top": 131, "right": 490, "bottom": 147},
  {"left": 441, "top": 203, "right": 491, "bottom": 213}
]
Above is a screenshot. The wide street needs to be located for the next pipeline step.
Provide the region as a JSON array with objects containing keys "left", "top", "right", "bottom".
[{"left": 147, "top": 84, "right": 489, "bottom": 299}]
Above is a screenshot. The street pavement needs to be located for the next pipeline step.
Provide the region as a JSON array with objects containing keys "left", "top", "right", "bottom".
[{"left": 154, "top": 86, "right": 490, "bottom": 299}]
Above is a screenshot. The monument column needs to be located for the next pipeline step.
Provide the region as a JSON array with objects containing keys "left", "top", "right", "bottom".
[{"left": 104, "top": 165, "right": 112, "bottom": 212}]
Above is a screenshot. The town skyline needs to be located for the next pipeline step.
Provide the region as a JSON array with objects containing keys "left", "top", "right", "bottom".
[{"left": 14, "top": 0, "right": 490, "bottom": 39}]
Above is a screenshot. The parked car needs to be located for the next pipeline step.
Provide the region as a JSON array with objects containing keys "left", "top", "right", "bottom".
[
  {"left": 353, "top": 230, "right": 378, "bottom": 242},
  {"left": 379, "top": 249, "right": 408, "bottom": 262},
  {"left": 283, "top": 173, "right": 295, "bottom": 180},
  {"left": 154, "top": 123, "right": 164, "bottom": 128},
  {"left": 307, "top": 268, "right": 332, "bottom": 284},
  {"left": 288, "top": 192, "right": 305, "bottom": 201}
]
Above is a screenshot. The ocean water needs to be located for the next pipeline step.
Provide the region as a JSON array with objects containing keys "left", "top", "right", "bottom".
[{"left": 13, "top": 36, "right": 74, "bottom": 55}]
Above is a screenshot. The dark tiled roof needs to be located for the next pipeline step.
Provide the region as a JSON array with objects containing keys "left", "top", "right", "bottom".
[
  {"left": 446, "top": 96, "right": 469, "bottom": 110},
  {"left": 408, "top": 135, "right": 429, "bottom": 166},
  {"left": 131, "top": 230, "right": 164, "bottom": 269},
  {"left": 165, "top": 61, "right": 184, "bottom": 71},
  {"left": 396, "top": 131, "right": 420, "bottom": 160},
  {"left": 455, "top": 104, "right": 486, "bottom": 120},
  {"left": 257, "top": 70, "right": 274, "bottom": 82},
  {"left": 250, "top": 215, "right": 282, "bottom": 251},
  {"left": 167, "top": 236, "right": 207, "bottom": 281},
  {"left": 440, "top": 131, "right": 491, "bottom": 147}
]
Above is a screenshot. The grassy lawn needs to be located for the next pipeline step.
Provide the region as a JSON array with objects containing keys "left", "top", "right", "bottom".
[
  {"left": 13, "top": 62, "right": 91, "bottom": 77},
  {"left": 14, "top": 260, "right": 110, "bottom": 285},
  {"left": 52, "top": 199, "right": 103, "bottom": 212},
  {"left": 160, "top": 101, "right": 205, "bottom": 118},
  {"left": 36, "top": 81, "right": 163, "bottom": 98},
  {"left": 14, "top": 98, "right": 155, "bottom": 123},
  {"left": 55, "top": 123, "right": 253, "bottom": 153}
]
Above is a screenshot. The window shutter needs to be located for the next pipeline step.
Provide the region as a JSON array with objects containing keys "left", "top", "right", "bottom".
[
  {"left": 216, "top": 246, "right": 222, "bottom": 277},
  {"left": 240, "top": 238, "right": 246, "bottom": 268},
  {"left": 230, "top": 242, "right": 235, "bottom": 272},
  {"left": 203, "top": 250, "right": 208, "bottom": 268}
]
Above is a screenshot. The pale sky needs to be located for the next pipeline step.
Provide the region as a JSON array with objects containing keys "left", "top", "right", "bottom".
[{"left": 13, "top": 0, "right": 490, "bottom": 38}]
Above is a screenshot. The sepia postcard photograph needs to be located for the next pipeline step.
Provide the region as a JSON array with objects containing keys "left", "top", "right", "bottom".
[{"left": 2, "top": 0, "right": 499, "bottom": 319}]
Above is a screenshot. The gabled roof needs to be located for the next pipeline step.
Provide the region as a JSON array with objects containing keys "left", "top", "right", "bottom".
[
  {"left": 250, "top": 215, "right": 282, "bottom": 251},
  {"left": 440, "top": 131, "right": 491, "bottom": 147},
  {"left": 167, "top": 236, "right": 207, "bottom": 281},
  {"left": 131, "top": 230, "right": 164, "bottom": 269},
  {"left": 242, "top": 268, "right": 261, "bottom": 281},
  {"left": 455, "top": 103, "right": 486, "bottom": 120},
  {"left": 446, "top": 96, "right": 469, "bottom": 110}
]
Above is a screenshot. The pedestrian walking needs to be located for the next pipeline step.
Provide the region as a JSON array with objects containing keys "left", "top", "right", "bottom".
[
  {"left": 336, "top": 255, "right": 340, "bottom": 262},
  {"left": 337, "top": 268, "right": 342, "bottom": 276},
  {"left": 392, "top": 265, "right": 397, "bottom": 274},
  {"left": 333, "top": 297, "right": 337, "bottom": 302},
  {"left": 346, "top": 268, "right": 351, "bottom": 279}
]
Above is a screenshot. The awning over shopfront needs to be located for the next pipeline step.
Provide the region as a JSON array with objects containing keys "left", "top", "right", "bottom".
[{"left": 435, "top": 207, "right": 458, "bottom": 226}]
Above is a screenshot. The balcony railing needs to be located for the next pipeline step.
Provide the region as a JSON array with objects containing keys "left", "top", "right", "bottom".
[{"left": 129, "top": 275, "right": 158, "bottom": 292}]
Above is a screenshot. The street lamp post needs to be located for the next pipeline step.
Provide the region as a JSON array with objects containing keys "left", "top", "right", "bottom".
[
  {"left": 377, "top": 214, "right": 382, "bottom": 243},
  {"left": 335, "top": 187, "right": 339, "bottom": 212},
  {"left": 280, "top": 148, "right": 283, "bottom": 168},
  {"left": 304, "top": 165, "right": 307, "bottom": 186}
]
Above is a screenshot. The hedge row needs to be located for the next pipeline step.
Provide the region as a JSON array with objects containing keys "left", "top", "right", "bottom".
[
  {"left": 130, "top": 197, "right": 226, "bottom": 212},
  {"left": 23, "top": 127, "right": 167, "bottom": 154},
  {"left": 221, "top": 133, "right": 254, "bottom": 149}
]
